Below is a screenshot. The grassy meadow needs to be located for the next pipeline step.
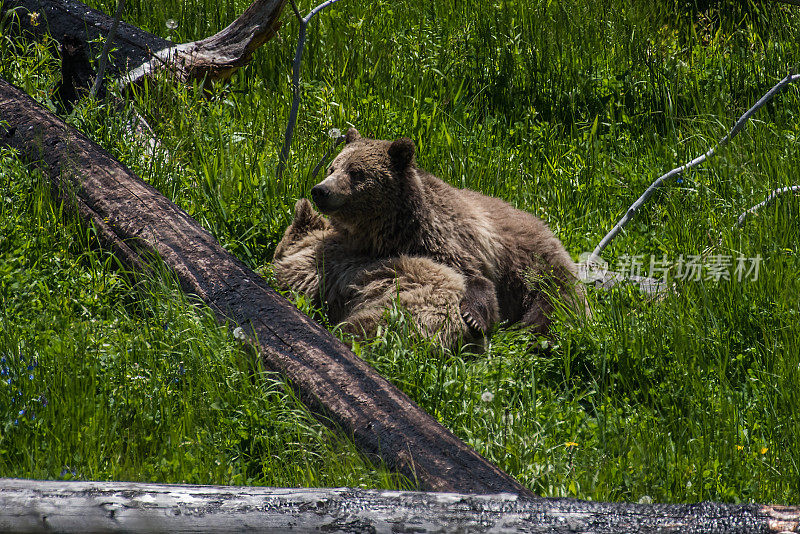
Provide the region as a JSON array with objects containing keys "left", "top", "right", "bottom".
[{"left": 1, "top": 0, "right": 800, "bottom": 503}]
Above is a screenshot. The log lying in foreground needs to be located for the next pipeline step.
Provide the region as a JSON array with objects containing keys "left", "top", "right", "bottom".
[
  {"left": 1, "top": 478, "right": 798, "bottom": 534},
  {"left": 0, "top": 77, "right": 532, "bottom": 498},
  {"left": 3, "top": 0, "right": 286, "bottom": 86}
]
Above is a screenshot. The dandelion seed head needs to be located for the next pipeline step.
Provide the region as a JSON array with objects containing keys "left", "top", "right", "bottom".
[
  {"left": 233, "top": 327, "right": 246, "bottom": 341},
  {"left": 481, "top": 391, "right": 494, "bottom": 403},
  {"left": 166, "top": 19, "right": 178, "bottom": 30},
  {"left": 328, "top": 128, "right": 342, "bottom": 139}
]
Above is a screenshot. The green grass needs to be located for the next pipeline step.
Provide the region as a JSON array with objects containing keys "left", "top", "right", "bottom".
[
  {"left": 0, "top": 153, "right": 406, "bottom": 489},
  {"left": 2, "top": 0, "right": 800, "bottom": 504}
]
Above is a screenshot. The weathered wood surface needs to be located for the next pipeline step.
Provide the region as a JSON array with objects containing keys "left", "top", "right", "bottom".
[
  {"left": 3, "top": 0, "right": 286, "bottom": 86},
  {"left": 3, "top": 0, "right": 172, "bottom": 73},
  {"left": 0, "top": 77, "right": 533, "bottom": 498},
  {"left": 1, "top": 478, "right": 798, "bottom": 533},
  {"left": 122, "top": 0, "right": 286, "bottom": 87}
]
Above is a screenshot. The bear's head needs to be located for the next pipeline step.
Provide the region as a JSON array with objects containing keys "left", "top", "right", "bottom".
[{"left": 310, "top": 128, "right": 418, "bottom": 237}]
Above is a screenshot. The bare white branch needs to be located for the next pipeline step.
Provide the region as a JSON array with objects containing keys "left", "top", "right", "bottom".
[
  {"left": 276, "top": 0, "right": 346, "bottom": 181},
  {"left": 736, "top": 185, "right": 800, "bottom": 227},
  {"left": 589, "top": 72, "right": 800, "bottom": 266}
]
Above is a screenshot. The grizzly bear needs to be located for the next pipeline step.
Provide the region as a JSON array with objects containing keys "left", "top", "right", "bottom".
[
  {"left": 273, "top": 198, "right": 477, "bottom": 349},
  {"left": 308, "top": 128, "right": 584, "bottom": 336}
]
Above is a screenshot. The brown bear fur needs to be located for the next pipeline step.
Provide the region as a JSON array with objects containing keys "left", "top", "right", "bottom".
[
  {"left": 273, "top": 199, "right": 475, "bottom": 349},
  {"left": 308, "top": 128, "right": 584, "bottom": 336}
]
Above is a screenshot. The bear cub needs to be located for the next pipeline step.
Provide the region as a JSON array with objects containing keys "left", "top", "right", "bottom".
[
  {"left": 273, "top": 198, "right": 476, "bottom": 349},
  {"left": 307, "top": 128, "right": 584, "bottom": 337}
]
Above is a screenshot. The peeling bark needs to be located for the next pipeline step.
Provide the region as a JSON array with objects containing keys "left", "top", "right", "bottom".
[{"left": 1, "top": 478, "right": 798, "bottom": 533}]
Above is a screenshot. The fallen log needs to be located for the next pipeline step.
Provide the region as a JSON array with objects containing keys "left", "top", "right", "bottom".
[
  {"left": 122, "top": 0, "right": 286, "bottom": 87},
  {"left": 0, "top": 77, "right": 533, "bottom": 498},
  {"left": 3, "top": 0, "right": 286, "bottom": 87},
  {"left": 1, "top": 478, "right": 798, "bottom": 533},
  {"left": 3, "top": 0, "right": 171, "bottom": 73}
]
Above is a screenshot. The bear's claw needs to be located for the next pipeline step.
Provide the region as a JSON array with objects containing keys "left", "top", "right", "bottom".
[
  {"left": 462, "top": 311, "right": 481, "bottom": 331},
  {"left": 460, "top": 304, "right": 489, "bottom": 334},
  {"left": 460, "top": 276, "right": 497, "bottom": 335}
]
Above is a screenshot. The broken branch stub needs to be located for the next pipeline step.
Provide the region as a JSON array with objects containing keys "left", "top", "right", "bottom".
[{"left": 122, "top": 0, "right": 287, "bottom": 87}]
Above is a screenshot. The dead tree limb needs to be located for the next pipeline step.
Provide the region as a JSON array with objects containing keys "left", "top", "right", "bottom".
[
  {"left": 0, "top": 77, "right": 533, "bottom": 498},
  {"left": 589, "top": 72, "right": 800, "bottom": 267},
  {"left": 88, "top": 0, "right": 125, "bottom": 99},
  {"left": 736, "top": 185, "right": 800, "bottom": 227},
  {"left": 2, "top": 0, "right": 286, "bottom": 87},
  {"left": 2, "top": 0, "right": 172, "bottom": 73},
  {"left": 122, "top": 0, "right": 287, "bottom": 87},
  {"left": 275, "top": 0, "right": 344, "bottom": 180},
  {"left": 1, "top": 478, "right": 799, "bottom": 533}
]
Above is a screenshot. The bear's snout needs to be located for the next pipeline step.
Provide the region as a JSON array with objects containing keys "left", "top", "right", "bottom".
[{"left": 311, "top": 184, "right": 335, "bottom": 212}]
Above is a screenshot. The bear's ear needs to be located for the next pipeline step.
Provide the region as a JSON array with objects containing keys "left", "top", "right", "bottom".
[
  {"left": 388, "top": 137, "right": 415, "bottom": 168},
  {"left": 293, "top": 198, "right": 326, "bottom": 231},
  {"left": 344, "top": 128, "right": 361, "bottom": 144}
]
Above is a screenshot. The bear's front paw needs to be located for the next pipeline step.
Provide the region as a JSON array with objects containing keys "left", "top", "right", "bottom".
[{"left": 460, "top": 276, "right": 498, "bottom": 336}]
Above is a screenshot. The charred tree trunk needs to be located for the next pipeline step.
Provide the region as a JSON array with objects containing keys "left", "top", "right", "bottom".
[
  {"left": 0, "top": 77, "right": 533, "bottom": 498},
  {"left": 1, "top": 478, "right": 798, "bottom": 533},
  {"left": 122, "top": 0, "right": 286, "bottom": 87},
  {"left": 2, "top": 0, "right": 286, "bottom": 87},
  {"left": 3, "top": 0, "right": 172, "bottom": 73}
]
